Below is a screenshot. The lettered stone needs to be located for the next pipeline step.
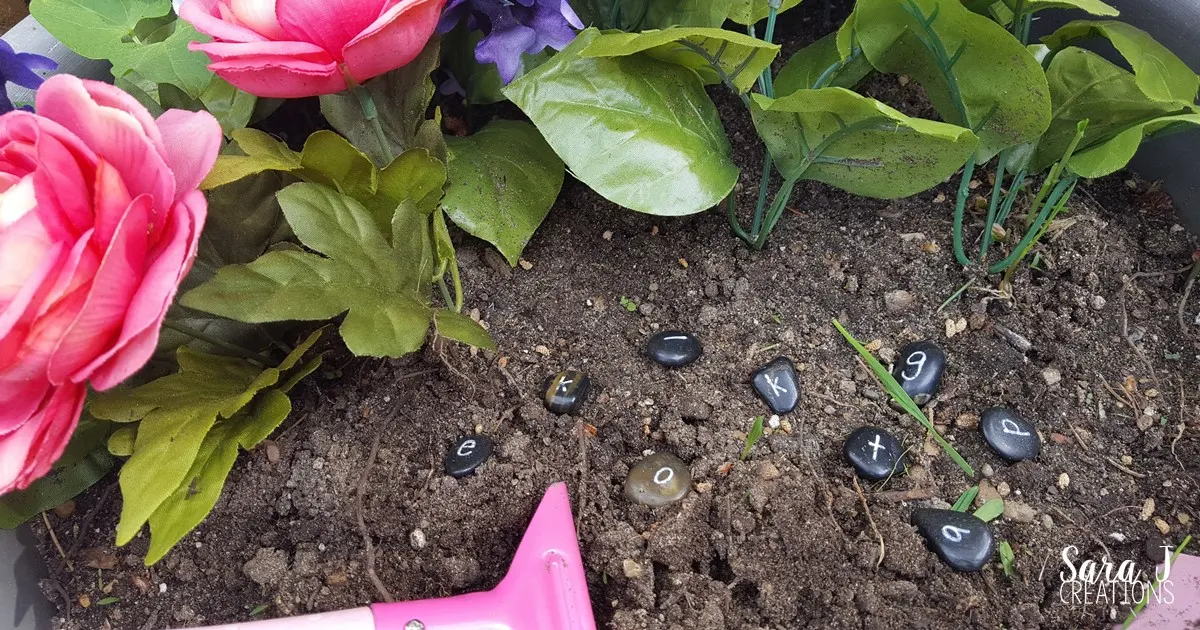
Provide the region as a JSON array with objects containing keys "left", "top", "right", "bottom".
[
  {"left": 624, "top": 452, "right": 691, "bottom": 507},
  {"left": 752, "top": 357, "right": 800, "bottom": 414},
  {"left": 444, "top": 435, "right": 493, "bottom": 478},
  {"left": 843, "top": 426, "right": 906, "bottom": 481},
  {"left": 646, "top": 331, "right": 702, "bottom": 368},
  {"left": 892, "top": 341, "right": 946, "bottom": 406},
  {"left": 543, "top": 370, "right": 590, "bottom": 415},
  {"left": 980, "top": 406, "right": 1041, "bottom": 462},
  {"left": 911, "top": 508, "right": 996, "bottom": 572}
]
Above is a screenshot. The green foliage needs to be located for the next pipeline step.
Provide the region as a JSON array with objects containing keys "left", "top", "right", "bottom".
[
  {"left": 854, "top": 0, "right": 1052, "bottom": 160},
  {"left": 29, "top": 0, "right": 256, "bottom": 132},
  {"left": 775, "top": 33, "right": 872, "bottom": 95},
  {"left": 951, "top": 485, "right": 980, "bottom": 511},
  {"left": 320, "top": 40, "right": 446, "bottom": 167},
  {"left": 832, "top": 319, "right": 975, "bottom": 477},
  {"left": 726, "top": 0, "right": 805, "bottom": 25},
  {"left": 442, "top": 120, "right": 565, "bottom": 266},
  {"left": 973, "top": 498, "right": 1004, "bottom": 522},
  {"left": 640, "top": 0, "right": 731, "bottom": 29},
  {"left": 1005, "top": 0, "right": 1117, "bottom": 16},
  {"left": 580, "top": 27, "right": 781, "bottom": 93},
  {"left": 998, "top": 541, "right": 1015, "bottom": 577},
  {"left": 434, "top": 310, "right": 496, "bottom": 349},
  {"left": 0, "top": 418, "right": 114, "bottom": 529},
  {"left": 89, "top": 331, "right": 323, "bottom": 563},
  {"left": 620, "top": 296, "right": 638, "bottom": 312},
  {"left": 1043, "top": 20, "right": 1198, "bottom": 103},
  {"left": 504, "top": 28, "right": 739, "bottom": 216},
  {"left": 741, "top": 416, "right": 765, "bottom": 460},
  {"left": 750, "top": 88, "right": 978, "bottom": 198}
]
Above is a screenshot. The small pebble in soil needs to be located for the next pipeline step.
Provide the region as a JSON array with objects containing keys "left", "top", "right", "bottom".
[
  {"left": 980, "top": 407, "right": 1041, "bottom": 462},
  {"left": 752, "top": 357, "right": 801, "bottom": 414},
  {"left": 624, "top": 452, "right": 692, "bottom": 507},
  {"left": 444, "top": 434, "right": 494, "bottom": 478},
  {"left": 911, "top": 508, "right": 996, "bottom": 572},
  {"left": 543, "top": 370, "right": 591, "bottom": 415},
  {"left": 843, "top": 426, "right": 907, "bottom": 481},
  {"left": 646, "top": 330, "right": 702, "bottom": 367},
  {"left": 891, "top": 341, "right": 945, "bottom": 406}
]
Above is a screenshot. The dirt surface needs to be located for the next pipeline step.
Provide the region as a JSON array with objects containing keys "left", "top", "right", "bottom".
[{"left": 33, "top": 4, "right": 1200, "bottom": 630}]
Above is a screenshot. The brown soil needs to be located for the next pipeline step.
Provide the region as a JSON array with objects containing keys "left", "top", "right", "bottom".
[{"left": 33, "top": 4, "right": 1200, "bottom": 630}]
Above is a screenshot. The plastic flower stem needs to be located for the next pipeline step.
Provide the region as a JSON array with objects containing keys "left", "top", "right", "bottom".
[
  {"left": 161, "top": 319, "right": 270, "bottom": 365},
  {"left": 989, "top": 175, "right": 1074, "bottom": 274},
  {"left": 1025, "top": 120, "right": 1087, "bottom": 229},
  {"left": 350, "top": 84, "right": 392, "bottom": 163},
  {"left": 727, "top": 194, "right": 753, "bottom": 244},
  {"left": 749, "top": 1, "right": 782, "bottom": 241},
  {"left": 951, "top": 155, "right": 977, "bottom": 267},
  {"left": 979, "top": 149, "right": 1010, "bottom": 263},
  {"left": 993, "top": 167, "right": 1027, "bottom": 228}
]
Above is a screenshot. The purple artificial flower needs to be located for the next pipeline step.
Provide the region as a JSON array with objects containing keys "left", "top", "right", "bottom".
[
  {"left": 440, "top": 0, "right": 584, "bottom": 84},
  {"left": 0, "top": 39, "right": 56, "bottom": 114}
]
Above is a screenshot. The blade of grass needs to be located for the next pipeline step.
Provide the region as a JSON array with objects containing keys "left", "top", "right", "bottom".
[
  {"left": 741, "top": 416, "right": 765, "bottom": 461},
  {"left": 832, "top": 318, "right": 975, "bottom": 477},
  {"left": 1122, "top": 535, "right": 1192, "bottom": 629},
  {"left": 952, "top": 485, "right": 979, "bottom": 511},
  {"left": 998, "top": 541, "right": 1015, "bottom": 577},
  {"left": 973, "top": 498, "right": 1004, "bottom": 522}
]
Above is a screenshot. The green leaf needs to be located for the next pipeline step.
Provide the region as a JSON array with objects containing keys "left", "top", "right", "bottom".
[
  {"left": 202, "top": 129, "right": 302, "bottom": 190},
  {"left": 973, "top": 498, "right": 1005, "bottom": 522},
  {"left": 108, "top": 427, "right": 136, "bottom": 457},
  {"left": 1033, "top": 47, "right": 1198, "bottom": 176},
  {"left": 740, "top": 415, "right": 765, "bottom": 461},
  {"left": 29, "top": 0, "right": 171, "bottom": 59},
  {"left": 181, "top": 183, "right": 435, "bottom": 358},
  {"left": 0, "top": 422, "right": 115, "bottom": 529},
  {"left": 90, "top": 347, "right": 278, "bottom": 545},
  {"left": 1005, "top": 0, "right": 1118, "bottom": 17},
  {"left": 952, "top": 485, "right": 980, "bottom": 511},
  {"left": 998, "top": 540, "right": 1015, "bottom": 577},
  {"left": 109, "top": 20, "right": 215, "bottom": 99},
  {"left": 641, "top": 0, "right": 732, "bottom": 28},
  {"left": 320, "top": 40, "right": 442, "bottom": 167},
  {"left": 198, "top": 79, "right": 258, "bottom": 136},
  {"left": 434, "top": 309, "right": 495, "bottom": 349},
  {"left": 832, "top": 318, "right": 975, "bottom": 477},
  {"left": 443, "top": 27, "right": 548, "bottom": 104},
  {"left": 432, "top": 209, "right": 463, "bottom": 310},
  {"left": 855, "top": 0, "right": 1052, "bottom": 160},
  {"left": 504, "top": 29, "right": 738, "bottom": 216},
  {"left": 299, "top": 131, "right": 378, "bottom": 202},
  {"left": 1042, "top": 20, "right": 1199, "bottom": 104},
  {"left": 442, "top": 120, "right": 563, "bottom": 266},
  {"left": 750, "top": 89, "right": 978, "bottom": 198},
  {"left": 726, "top": 0, "right": 805, "bottom": 25},
  {"left": 580, "top": 27, "right": 780, "bottom": 93},
  {"left": 776, "top": 33, "right": 872, "bottom": 95},
  {"left": 373, "top": 149, "right": 448, "bottom": 221}
]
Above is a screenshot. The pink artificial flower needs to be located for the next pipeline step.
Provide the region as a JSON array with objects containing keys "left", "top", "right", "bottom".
[
  {"left": 0, "top": 75, "right": 221, "bottom": 494},
  {"left": 180, "top": 0, "right": 447, "bottom": 98}
]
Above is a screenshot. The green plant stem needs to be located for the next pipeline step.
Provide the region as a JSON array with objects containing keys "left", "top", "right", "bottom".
[
  {"left": 979, "top": 150, "right": 1010, "bottom": 262},
  {"left": 1123, "top": 535, "right": 1192, "bottom": 629},
  {"left": 938, "top": 278, "right": 976, "bottom": 313},
  {"left": 748, "top": 1, "right": 782, "bottom": 240},
  {"left": 760, "top": 2, "right": 781, "bottom": 97},
  {"left": 952, "top": 155, "right": 977, "bottom": 267},
  {"left": 812, "top": 46, "right": 864, "bottom": 89},
  {"left": 350, "top": 84, "right": 391, "bottom": 163},
  {"left": 161, "top": 319, "right": 269, "bottom": 365},
  {"left": 990, "top": 176, "right": 1075, "bottom": 274},
  {"left": 993, "top": 167, "right": 1027, "bottom": 228},
  {"left": 438, "top": 276, "right": 457, "bottom": 312},
  {"left": 753, "top": 177, "right": 798, "bottom": 249},
  {"left": 728, "top": 194, "right": 753, "bottom": 244}
]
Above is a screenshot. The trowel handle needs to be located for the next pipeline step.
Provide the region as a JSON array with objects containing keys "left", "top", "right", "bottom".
[
  {"left": 371, "top": 591, "right": 513, "bottom": 630},
  {"left": 180, "top": 607, "right": 377, "bottom": 630}
]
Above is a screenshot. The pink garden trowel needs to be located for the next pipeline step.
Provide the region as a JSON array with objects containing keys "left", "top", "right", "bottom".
[{"left": 181, "top": 483, "right": 596, "bottom": 630}]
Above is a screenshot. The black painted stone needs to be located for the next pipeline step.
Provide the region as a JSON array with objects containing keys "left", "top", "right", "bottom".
[
  {"left": 911, "top": 508, "right": 996, "bottom": 572},
  {"left": 444, "top": 435, "right": 493, "bottom": 478},
  {"left": 646, "top": 331, "right": 702, "bottom": 368},
  {"left": 543, "top": 370, "right": 591, "bottom": 415},
  {"left": 980, "top": 406, "right": 1041, "bottom": 462},
  {"left": 843, "top": 426, "right": 906, "bottom": 481},
  {"left": 891, "top": 341, "right": 946, "bottom": 406},
  {"left": 751, "top": 357, "right": 800, "bottom": 414}
]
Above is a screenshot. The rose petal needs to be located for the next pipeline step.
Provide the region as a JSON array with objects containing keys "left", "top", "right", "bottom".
[
  {"left": 154, "top": 109, "right": 222, "bottom": 202},
  {"left": 34, "top": 76, "right": 175, "bottom": 215},
  {"left": 0, "top": 383, "right": 85, "bottom": 494},
  {"left": 0, "top": 210, "right": 61, "bottom": 340},
  {"left": 179, "top": 0, "right": 270, "bottom": 43},
  {"left": 88, "top": 159, "right": 133, "bottom": 250},
  {"left": 201, "top": 55, "right": 345, "bottom": 98},
  {"left": 343, "top": 0, "right": 444, "bottom": 84},
  {"left": 228, "top": 0, "right": 287, "bottom": 39},
  {"left": 276, "top": 0, "right": 387, "bottom": 58},
  {"left": 0, "top": 369, "right": 50, "bottom": 436},
  {"left": 190, "top": 39, "right": 332, "bottom": 64},
  {"left": 85, "top": 192, "right": 204, "bottom": 390}
]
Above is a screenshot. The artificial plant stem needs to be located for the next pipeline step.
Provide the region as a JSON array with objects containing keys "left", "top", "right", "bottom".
[
  {"left": 748, "top": 2, "right": 782, "bottom": 241},
  {"left": 979, "top": 150, "right": 1010, "bottom": 262},
  {"left": 994, "top": 168, "right": 1027, "bottom": 227},
  {"left": 727, "top": 194, "right": 753, "bottom": 244},
  {"left": 438, "top": 276, "right": 456, "bottom": 312},
  {"left": 351, "top": 84, "right": 392, "bottom": 163},
  {"left": 952, "top": 156, "right": 978, "bottom": 267},
  {"left": 162, "top": 319, "right": 269, "bottom": 365},
  {"left": 751, "top": 158, "right": 773, "bottom": 238},
  {"left": 753, "top": 177, "right": 798, "bottom": 250},
  {"left": 989, "top": 176, "right": 1074, "bottom": 274}
]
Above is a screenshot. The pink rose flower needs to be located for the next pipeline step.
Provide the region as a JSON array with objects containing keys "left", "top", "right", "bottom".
[
  {"left": 180, "top": 0, "right": 447, "bottom": 98},
  {"left": 0, "top": 75, "right": 221, "bottom": 494}
]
